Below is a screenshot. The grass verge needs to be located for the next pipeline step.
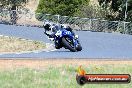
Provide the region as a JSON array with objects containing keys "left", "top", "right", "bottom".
[
  {"left": 0, "top": 36, "right": 46, "bottom": 53},
  {"left": 0, "top": 60, "right": 131, "bottom": 88}
]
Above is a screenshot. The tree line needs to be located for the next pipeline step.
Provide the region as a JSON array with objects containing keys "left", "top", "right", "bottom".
[
  {"left": 0, "top": 0, "right": 131, "bottom": 22},
  {"left": 36, "top": 0, "right": 132, "bottom": 22}
]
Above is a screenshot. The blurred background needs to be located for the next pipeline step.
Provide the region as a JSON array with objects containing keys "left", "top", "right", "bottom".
[{"left": 0, "top": 0, "right": 132, "bottom": 34}]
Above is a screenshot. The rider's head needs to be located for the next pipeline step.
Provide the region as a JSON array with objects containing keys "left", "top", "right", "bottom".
[{"left": 43, "top": 21, "right": 51, "bottom": 31}]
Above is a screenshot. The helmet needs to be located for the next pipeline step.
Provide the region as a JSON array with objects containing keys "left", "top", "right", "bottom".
[{"left": 43, "top": 21, "right": 52, "bottom": 31}]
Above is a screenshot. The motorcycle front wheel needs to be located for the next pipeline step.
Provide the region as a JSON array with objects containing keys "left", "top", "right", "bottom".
[
  {"left": 76, "top": 44, "right": 82, "bottom": 51},
  {"left": 62, "top": 37, "right": 77, "bottom": 52}
]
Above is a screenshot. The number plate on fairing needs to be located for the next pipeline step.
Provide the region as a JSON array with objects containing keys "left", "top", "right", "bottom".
[{"left": 65, "top": 31, "right": 71, "bottom": 35}]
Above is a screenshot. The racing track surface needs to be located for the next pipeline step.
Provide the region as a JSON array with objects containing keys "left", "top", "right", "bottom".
[{"left": 0, "top": 24, "right": 132, "bottom": 59}]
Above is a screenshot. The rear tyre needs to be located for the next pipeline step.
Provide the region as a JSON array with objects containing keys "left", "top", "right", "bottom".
[
  {"left": 55, "top": 42, "right": 61, "bottom": 49},
  {"left": 62, "top": 37, "right": 77, "bottom": 52},
  {"left": 55, "top": 45, "right": 60, "bottom": 49}
]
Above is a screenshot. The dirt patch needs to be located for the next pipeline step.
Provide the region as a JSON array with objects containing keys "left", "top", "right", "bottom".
[{"left": 0, "top": 59, "right": 132, "bottom": 70}]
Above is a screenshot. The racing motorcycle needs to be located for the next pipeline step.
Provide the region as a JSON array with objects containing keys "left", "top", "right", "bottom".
[{"left": 44, "top": 24, "right": 82, "bottom": 52}]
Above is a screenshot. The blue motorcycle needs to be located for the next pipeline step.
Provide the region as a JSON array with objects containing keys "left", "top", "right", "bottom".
[{"left": 44, "top": 25, "right": 82, "bottom": 52}]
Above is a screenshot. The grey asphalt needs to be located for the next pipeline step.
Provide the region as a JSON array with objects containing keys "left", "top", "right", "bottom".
[{"left": 0, "top": 24, "right": 132, "bottom": 59}]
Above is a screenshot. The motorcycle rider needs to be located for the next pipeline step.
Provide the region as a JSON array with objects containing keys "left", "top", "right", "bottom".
[{"left": 43, "top": 21, "right": 77, "bottom": 49}]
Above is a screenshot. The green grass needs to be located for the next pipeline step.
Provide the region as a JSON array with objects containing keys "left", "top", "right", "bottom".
[{"left": 0, "top": 64, "right": 131, "bottom": 88}]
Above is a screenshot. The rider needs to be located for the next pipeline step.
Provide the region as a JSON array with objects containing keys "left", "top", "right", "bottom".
[{"left": 43, "top": 21, "right": 77, "bottom": 49}]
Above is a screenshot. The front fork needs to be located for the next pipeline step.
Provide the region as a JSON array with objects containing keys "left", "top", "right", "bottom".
[{"left": 73, "top": 38, "right": 79, "bottom": 48}]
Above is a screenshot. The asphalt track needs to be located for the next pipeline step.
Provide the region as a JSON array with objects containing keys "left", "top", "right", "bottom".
[{"left": 0, "top": 24, "right": 132, "bottom": 59}]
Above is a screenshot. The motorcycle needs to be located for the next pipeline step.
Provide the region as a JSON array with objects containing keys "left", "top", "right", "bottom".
[{"left": 44, "top": 24, "right": 82, "bottom": 52}]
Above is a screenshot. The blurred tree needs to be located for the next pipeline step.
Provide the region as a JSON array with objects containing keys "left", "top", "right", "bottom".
[
  {"left": 0, "top": 0, "right": 28, "bottom": 24},
  {"left": 36, "top": 0, "right": 89, "bottom": 16},
  {"left": 98, "top": 0, "right": 132, "bottom": 22}
]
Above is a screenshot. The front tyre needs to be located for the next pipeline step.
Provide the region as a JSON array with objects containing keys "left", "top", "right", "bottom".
[
  {"left": 62, "top": 37, "right": 77, "bottom": 52},
  {"left": 76, "top": 44, "right": 82, "bottom": 51}
]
